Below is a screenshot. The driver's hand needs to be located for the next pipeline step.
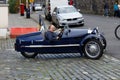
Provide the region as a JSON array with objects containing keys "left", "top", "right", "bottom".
[
  {"left": 58, "top": 28, "right": 62, "bottom": 31},
  {"left": 54, "top": 28, "right": 61, "bottom": 33},
  {"left": 56, "top": 36, "right": 60, "bottom": 39}
]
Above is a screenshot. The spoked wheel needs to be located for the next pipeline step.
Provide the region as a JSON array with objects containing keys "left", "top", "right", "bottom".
[
  {"left": 115, "top": 25, "right": 120, "bottom": 40},
  {"left": 21, "top": 52, "right": 38, "bottom": 58},
  {"left": 83, "top": 39, "right": 103, "bottom": 59}
]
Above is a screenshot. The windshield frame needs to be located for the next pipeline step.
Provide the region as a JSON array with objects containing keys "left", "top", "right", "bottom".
[{"left": 58, "top": 6, "right": 78, "bottom": 14}]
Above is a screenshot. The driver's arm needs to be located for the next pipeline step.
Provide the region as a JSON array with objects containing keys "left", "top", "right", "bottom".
[
  {"left": 45, "top": 31, "right": 58, "bottom": 41},
  {"left": 57, "top": 28, "right": 64, "bottom": 38}
]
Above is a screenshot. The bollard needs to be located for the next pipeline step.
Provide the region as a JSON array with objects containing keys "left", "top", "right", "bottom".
[{"left": 26, "top": 7, "right": 30, "bottom": 18}]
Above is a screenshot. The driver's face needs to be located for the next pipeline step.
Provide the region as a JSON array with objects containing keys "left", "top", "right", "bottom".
[{"left": 50, "top": 25, "right": 56, "bottom": 32}]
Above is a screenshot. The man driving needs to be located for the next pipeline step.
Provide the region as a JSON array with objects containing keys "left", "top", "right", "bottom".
[{"left": 45, "top": 25, "right": 59, "bottom": 41}]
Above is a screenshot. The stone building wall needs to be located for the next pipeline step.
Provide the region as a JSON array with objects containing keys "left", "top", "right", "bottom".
[{"left": 75, "top": 0, "right": 120, "bottom": 16}]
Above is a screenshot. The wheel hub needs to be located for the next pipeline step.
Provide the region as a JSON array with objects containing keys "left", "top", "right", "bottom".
[{"left": 89, "top": 44, "right": 98, "bottom": 54}]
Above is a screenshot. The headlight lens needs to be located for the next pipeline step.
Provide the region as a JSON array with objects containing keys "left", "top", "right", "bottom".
[
  {"left": 88, "top": 29, "right": 92, "bottom": 34},
  {"left": 78, "top": 17, "right": 84, "bottom": 20},
  {"left": 58, "top": 17, "right": 66, "bottom": 21},
  {"left": 92, "top": 27, "right": 99, "bottom": 34}
]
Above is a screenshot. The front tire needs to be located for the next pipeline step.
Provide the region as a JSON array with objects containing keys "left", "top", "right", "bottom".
[
  {"left": 83, "top": 39, "right": 103, "bottom": 59},
  {"left": 21, "top": 52, "right": 38, "bottom": 58},
  {"left": 115, "top": 25, "right": 120, "bottom": 40}
]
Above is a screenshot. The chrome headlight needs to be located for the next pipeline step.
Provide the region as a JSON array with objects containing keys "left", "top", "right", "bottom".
[
  {"left": 92, "top": 27, "right": 99, "bottom": 35},
  {"left": 58, "top": 16, "right": 67, "bottom": 21},
  {"left": 61, "top": 19, "right": 67, "bottom": 21},
  {"left": 78, "top": 17, "right": 84, "bottom": 20},
  {"left": 88, "top": 29, "right": 92, "bottom": 34},
  {"left": 88, "top": 27, "right": 99, "bottom": 34}
]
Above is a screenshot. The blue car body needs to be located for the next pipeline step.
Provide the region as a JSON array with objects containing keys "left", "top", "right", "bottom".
[{"left": 15, "top": 28, "right": 106, "bottom": 59}]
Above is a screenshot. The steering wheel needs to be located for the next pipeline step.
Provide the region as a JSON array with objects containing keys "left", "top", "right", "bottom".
[{"left": 58, "top": 28, "right": 64, "bottom": 38}]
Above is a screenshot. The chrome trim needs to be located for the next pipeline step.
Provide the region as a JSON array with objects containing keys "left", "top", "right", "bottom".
[
  {"left": 88, "top": 29, "right": 92, "bottom": 34},
  {"left": 22, "top": 44, "right": 80, "bottom": 48}
]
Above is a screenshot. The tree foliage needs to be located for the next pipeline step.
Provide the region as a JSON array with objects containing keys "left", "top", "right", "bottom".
[{"left": 8, "top": 0, "right": 19, "bottom": 13}]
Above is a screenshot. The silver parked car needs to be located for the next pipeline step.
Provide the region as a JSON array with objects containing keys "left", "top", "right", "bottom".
[
  {"left": 52, "top": 5, "right": 84, "bottom": 27},
  {"left": 34, "top": 4, "right": 42, "bottom": 11}
]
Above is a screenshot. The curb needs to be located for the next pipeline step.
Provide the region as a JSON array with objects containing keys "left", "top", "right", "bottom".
[{"left": 0, "top": 28, "right": 9, "bottom": 39}]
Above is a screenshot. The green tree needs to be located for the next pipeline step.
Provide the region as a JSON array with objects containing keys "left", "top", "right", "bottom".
[{"left": 9, "top": 0, "right": 19, "bottom": 13}]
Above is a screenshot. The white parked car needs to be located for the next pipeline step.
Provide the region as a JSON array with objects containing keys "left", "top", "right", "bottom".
[
  {"left": 44, "top": 0, "right": 68, "bottom": 21},
  {"left": 52, "top": 5, "right": 84, "bottom": 27},
  {"left": 34, "top": 4, "right": 42, "bottom": 11}
]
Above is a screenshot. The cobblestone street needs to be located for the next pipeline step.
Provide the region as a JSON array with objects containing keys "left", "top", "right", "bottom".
[
  {"left": 0, "top": 39, "right": 120, "bottom": 80},
  {"left": 0, "top": 0, "right": 120, "bottom": 78}
]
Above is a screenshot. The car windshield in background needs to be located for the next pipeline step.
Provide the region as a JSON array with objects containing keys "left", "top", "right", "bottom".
[
  {"left": 35, "top": 4, "right": 40, "bottom": 7},
  {"left": 59, "top": 7, "right": 77, "bottom": 14}
]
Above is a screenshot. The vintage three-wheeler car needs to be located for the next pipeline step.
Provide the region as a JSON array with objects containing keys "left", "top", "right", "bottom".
[{"left": 14, "top": 25, "right": 106, "bottom": 59}]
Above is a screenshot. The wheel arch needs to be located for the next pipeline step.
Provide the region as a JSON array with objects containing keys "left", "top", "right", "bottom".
[
  {"left": 80, "top": 35, "right": 100, "bottom": 47},
  {"left": 79, "top": 35, "right": 104, "bottom": 59}
]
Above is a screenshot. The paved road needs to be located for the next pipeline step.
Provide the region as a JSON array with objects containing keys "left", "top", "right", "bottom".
[{"left": 31, "top": 11, "right": 120, "bottom": 59}]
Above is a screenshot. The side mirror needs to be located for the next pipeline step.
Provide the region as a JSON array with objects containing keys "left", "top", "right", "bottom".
[{"left": 65, "top": 29, "right": 71, "bottom": 35}]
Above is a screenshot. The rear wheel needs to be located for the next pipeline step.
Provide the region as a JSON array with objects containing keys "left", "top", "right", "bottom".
[
  {"left": 83, "top": 39, "right": 103, "bottom": 59},
  {"left": 21, "top": 52, "right": 38, "bottom": 58}
]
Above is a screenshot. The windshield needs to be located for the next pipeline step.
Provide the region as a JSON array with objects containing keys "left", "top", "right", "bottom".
[
  {"left": 58, "top": 7, "right": 77, "bottom": 14},
  {"left": 35, "top": 4, "right": 41, "bottom": 7}
]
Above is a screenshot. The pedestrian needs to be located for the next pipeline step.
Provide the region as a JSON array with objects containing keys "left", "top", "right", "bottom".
[
  {"left": 29, "top": 3, "right": 33, "bottom": 13},
  {"left": 32, "top": 2, "right": 35, "bottom": 12},
  {"left": 113, "top": 2, "right": 119, "bottom": 17},
  {"left": 104, "top": 2, "right": 109, "bottom": 16},
  {"left": 69, "top": 0, "right": 73, "bottom": 5},
  {"left": 118, "top": 2, "right": 120, "bottom": 17}
]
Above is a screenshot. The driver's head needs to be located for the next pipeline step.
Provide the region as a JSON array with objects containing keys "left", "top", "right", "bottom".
[{"left": 48, "top": 25, "right": 56, "bottom": 32}]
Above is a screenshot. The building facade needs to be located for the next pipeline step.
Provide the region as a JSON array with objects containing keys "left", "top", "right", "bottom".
[{"left": 75, "top": 0, "right": 120, "bottom": 15}]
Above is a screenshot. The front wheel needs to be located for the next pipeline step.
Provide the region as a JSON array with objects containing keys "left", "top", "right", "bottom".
[
  {"left": 83, "top": 39, "right": 103, "bottom": 59},
  {"left": 21, "top": 52, "right": 38, "bottom": 58},
  {"left": 115, "top": 25, "right": 120, "bottom": 40}
]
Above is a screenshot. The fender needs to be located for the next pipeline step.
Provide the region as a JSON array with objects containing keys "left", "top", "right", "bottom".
[{"left": 80, "top": 34, "right": 101, "bottom": 47}]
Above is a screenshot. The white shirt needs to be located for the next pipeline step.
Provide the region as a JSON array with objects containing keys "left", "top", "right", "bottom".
[{"left": 118, "top": 4, "right": 120, "bottom": 10}]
